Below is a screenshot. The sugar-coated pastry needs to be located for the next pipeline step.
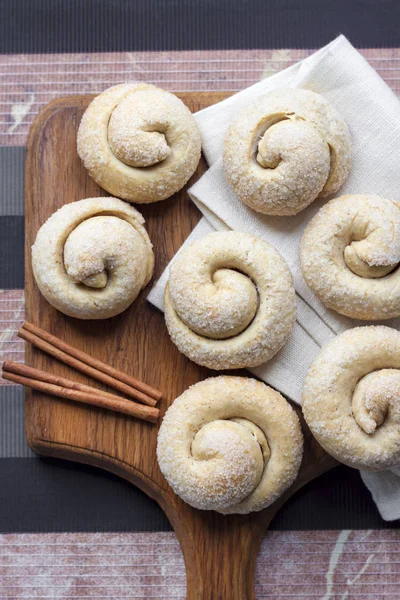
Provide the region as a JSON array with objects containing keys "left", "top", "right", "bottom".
[
  {"left": 301, "top": 194, "right": 400, "bottom": 320},
  {"left": 164, "top": 231, "right": 296, "bottom": 369},
  {"left": 157, "top": 376, "right": 303, "bottom": 513},
  {"left": 77, "top": 83, "right": 201, "bottom": 203},
  {"left": 302, "top": 326, "right": 400, "bottom": 470},
  {"left": 223, "top": 88, "right": 351, "bottom": 216},
  {"left": 32, "top": 197, "right": 154, "bottom": 319}
]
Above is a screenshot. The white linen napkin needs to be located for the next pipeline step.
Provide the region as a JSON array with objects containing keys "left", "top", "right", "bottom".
[{"left": 148, "top": 35, "right": 400, "bottom": 520}]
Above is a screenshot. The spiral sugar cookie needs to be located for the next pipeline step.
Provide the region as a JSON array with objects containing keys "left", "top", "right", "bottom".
[
  {"left": 302, "top": 326, "right": 400, "bottom": 470},
  {"left": 164, "top": 231, "right": 296, "bottom": 370},
  {"left": 32, "top": 197, "right": 154, "bottom": 319},
  {"left": 301, "top": 195, "right": 400, "bottom": 320},
  {"left": 157, "top": 376, "right": 303, "bottom": 513},
  {"left": 77, "top": 83, "right": 201, "bottom": 203},
  {"left": 223, "top": 88, "right": 351, "bottom": 216}
]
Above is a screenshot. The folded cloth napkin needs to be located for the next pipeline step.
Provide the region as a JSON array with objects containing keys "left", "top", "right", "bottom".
[{"left": 148, "top": 35, "right": 400, "bottom": 520}]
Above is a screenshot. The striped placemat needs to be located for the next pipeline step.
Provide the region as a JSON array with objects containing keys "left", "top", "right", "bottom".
[
  {"left": 2, "top": 48, "right": 400, "bottom": 145},
  {"left": 1, "top": 47, "right": 400, "bottom": 599},
  {"left": 1, "top": 530, "right": 400, "bottom": 598}
]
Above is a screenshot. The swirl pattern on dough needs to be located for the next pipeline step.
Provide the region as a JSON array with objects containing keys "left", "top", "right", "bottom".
[
  {"left": 302, "top": 326, "right": 400, "bottom": 470},
  {"left": 77, "top": 83, "right": 201, "bottom": 203},
  {"left": 301, "top": 195, "right": 400, "bottom": 320},
  {"left": 32, "top": 197, "right": 154, "bottom": 319},
  {"left": 157, "top": 376, "right": 303, "bottom": 513},
  {"left": 164, "top": 231, "right": 296, "bottom": 370},
  {"left": 223, "top": 88, "right": 351, "bottom": 216}
]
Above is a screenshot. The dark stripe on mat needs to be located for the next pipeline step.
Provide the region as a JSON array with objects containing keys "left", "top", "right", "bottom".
[
  {"left": 1, "top": 0, "right": 400, "bottom": 53},
  {"left": 0, "top": 457, "right": 172, "bottom": 533},
  {"left": 0, "top": 456, "right": 398, "bottom": 532},
  {"left": 271, "top": 467, "right": 400, "bottom": 530},
  {"left": 0, "top": 216, "right": 24, "bottom": 289},
  {"left": 0, "top": 147, "right": 25, "bottom": 216},
  {"left": 0, "top": 386, "right": 34, "bottom": 458}
]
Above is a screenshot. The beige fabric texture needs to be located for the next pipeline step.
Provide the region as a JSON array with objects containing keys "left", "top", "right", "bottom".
[{"left": 148, "top": 35, "right": 400, "bottom": 520}]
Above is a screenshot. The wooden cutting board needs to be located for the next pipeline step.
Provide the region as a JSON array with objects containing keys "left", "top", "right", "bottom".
[{"left": 24, "top": 92, "right": 337, "bottom": 600}]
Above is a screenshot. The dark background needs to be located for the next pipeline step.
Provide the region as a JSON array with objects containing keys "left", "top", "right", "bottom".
[
  {"left": 1, "top": 459, "right": 397, "bottom": 532},
  {"left": 1, "top": 0, "right": 400, "bottom": 54}
]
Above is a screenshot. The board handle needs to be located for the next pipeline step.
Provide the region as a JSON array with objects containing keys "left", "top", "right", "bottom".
[
  {"left": 158, "top": 416, "right": 336, "bottom": 599},
  {"left": 169, "top": 503, "right": 275, "bottom": 600}
]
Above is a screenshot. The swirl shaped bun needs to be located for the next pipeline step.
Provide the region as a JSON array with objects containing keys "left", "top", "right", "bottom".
[
  {"left": 302, "top": 326, "right": 400, "bottom": 470},
  {"left": 164, "top": 231, "right": 296, "bottom": 369},
  {"left": 223, "top": 89, "right": 351, "bottom": 216},
  {"left": 157, "top": 376, "right": 303, "bottom": 513},
  {"left": 301, "top": 195, "right": 400, "bottom": 320},
  {"left": 77, "top": 84, "right": 201, "bottom": 203},
  {"left": 32, "top": 197, "right": 154, "bottom": 319}
]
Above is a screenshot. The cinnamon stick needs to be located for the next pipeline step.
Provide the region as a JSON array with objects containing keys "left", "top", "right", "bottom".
[
  {"left": 21, "top": 321, "right": 162, "bottom": 402},
  {"left": 19, "top": 325, "right": 158, "bottom": 408},
  {"left": 2, "top": 367, "right": 159, "bottom": 424},
  {"left": 3, "top": 360, "right": 132, "bottom": 404}
]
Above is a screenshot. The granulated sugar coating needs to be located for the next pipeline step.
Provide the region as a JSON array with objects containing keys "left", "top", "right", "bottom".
[
  {"left": 108, "top": 91, "right": 172, "bottom": 167},
  {"left": 164, "top": 231, "right": 296, "bottom": 370},
  {"left": 302, "top": 326, "right": 400, "bottom": 470},
  {"left": 157, "top": 376, "right": 303, "bottom": 514},
  {"left": 301, "top": 194, "right": 400, "bottom": 320},
  {"left": 31, "top": 197, "right": 154, "bottom": 319},
  {"left": 77, "top": 83, "right": 201, "bottom": 203},
  {"left": 223, "top": 88, "right": 351, "bottom": 216}
]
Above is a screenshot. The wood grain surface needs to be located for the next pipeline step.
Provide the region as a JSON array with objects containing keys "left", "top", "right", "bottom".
[{"left": 24, "top": 93, "right": 337, "bottom": 600}]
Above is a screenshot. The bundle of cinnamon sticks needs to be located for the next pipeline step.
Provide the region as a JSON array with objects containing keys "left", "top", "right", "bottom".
[{"left": 1, "top": 321, "right": 162, "bottom": 424}]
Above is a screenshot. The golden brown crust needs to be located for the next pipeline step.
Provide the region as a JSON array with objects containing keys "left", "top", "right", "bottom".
[
  {"left": 157, "top": 376, "right": 303, "bottom": 513},
  {"left": 31, "top": 197, "right": 154, "bottom": 319},
  {"left": 301, "top": 194, "right": 400, "bottom": 320},
  {"left": 302, "top": 326, "right": 400, "bottom": 471},
  {"left": 77, "top": 83, "right": 201, "bottom": 203},
  {"left": 164, "top": 231, "right": 296, "bottom": 370},
  {"left": 223, "top": 88, "right": 351, "bottom": 216}
]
